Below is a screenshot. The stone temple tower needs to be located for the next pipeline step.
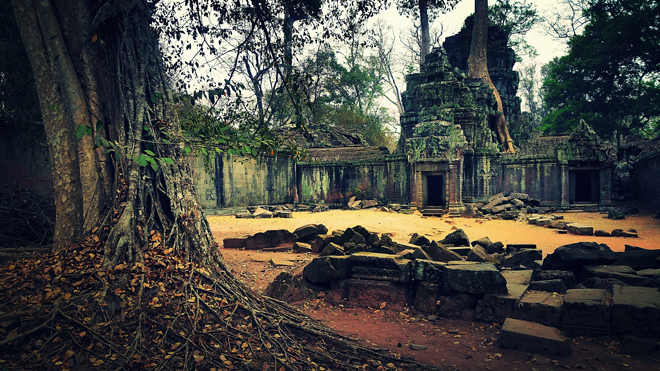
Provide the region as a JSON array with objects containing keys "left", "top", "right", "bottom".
[{"left": 399, "top": 24, "right": 521, "bottom": 215}]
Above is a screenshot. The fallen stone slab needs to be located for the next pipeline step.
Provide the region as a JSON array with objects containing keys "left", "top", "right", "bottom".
[
  {"left": 253, "top": 207, "right": 273, "bottom": 218},
  {"left": 302, "top": 256, "right": 352, "bottom": 283},
  {"left": 485, "top": 241, "right": 505, "bottom": 254},
  {"left": 614, "top": 250, "right": 660, "bottom": 270},
  {"left": 263, "top": 271, "right": 310, "bottom": 303},
  {"left": 472, "top": 236, "right": 493, "bottom": 248},
  {"left": 444, "top": 263, "right": 507, "bottom": 295},
  {"left": 466, "top": 245, "right": 492, "bottom": 262},
  {"left": 502, "top": 249, "right": 543, "bottom": 268},
  {"left": 500, "top": 318, "right": 572, "bottom": 357},
  {"left": 270, "top": 258, "right": 295, "bottom": 267},
  {"left": 611, "top": 285, "right": 660, "bottom": 337},
  {"left": 594, "top": 230, "right": 611, "bottom": 237},
  {"left": 528, "top": 279, "right": 567, "bottom": 294},
  {"left": 278, "top": 210, "right": 293, "bottom": 218},
  {"left": 235, "top": 212, "right": 254, "bottom": 219},
  {"left": 566, "top": 223, "right": 594, "bottom": 236},
  {"left": 449, "top": 246, "right": 471, "bottom": 256},
  {"left": 223, "top": 237, "right": 248, "bottom": 249},
  {"left": 361, "top": 199, "right": 379, "bottom": 209},
  {"left": 423, "top": 241, "right": 464, "bottom": 262},
  {"left": 293, "top": 242, "right": 312, "bottom": 254},
  {"left": 245, "top": 230, "right": 297, "bottom": 250},
  {"left": 516, "top": 290, "right": 564, "bottom": 327},
  {"left": 542, "top": 242, "right": 617, "bottom": 273},
  {"left": 409, "top": 234, "right": 431, "bottom": 247},
  {"left": 294, "top": 224, "right": 323, "bottom": 242},
  {"left": 440, "top": 229, "right": 470, "bottom": 247},
  {"left": 536, "top": 270, "right": 577, "bottom": 289},
  {"left": 560, "top": 289, "right": 611, "bottom": 336},
  {"left": 319, "top": 242, "right": 345, "bottom": 257},
  {"left": 506, "top": 244, "right": 537, "bottom": 254}
]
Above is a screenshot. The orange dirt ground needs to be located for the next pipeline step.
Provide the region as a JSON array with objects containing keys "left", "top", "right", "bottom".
[{"left": 209, "top": 209, "right": 660, "bottom": 371}]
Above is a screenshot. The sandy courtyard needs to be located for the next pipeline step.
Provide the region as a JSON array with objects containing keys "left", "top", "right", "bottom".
[{"left": 208, "top": 209, "right": 660, "bottom": 371}]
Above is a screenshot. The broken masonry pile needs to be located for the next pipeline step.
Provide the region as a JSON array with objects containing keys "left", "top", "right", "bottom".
[{"left": 225, "top": 223, "right": 660, "bottom": 358}]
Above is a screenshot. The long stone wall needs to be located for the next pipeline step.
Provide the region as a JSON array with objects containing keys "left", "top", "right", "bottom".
[
  {"left": 296, "top": 156, "right": 410, "bottom": 205},
  {"left": 497, "top": 162, "right": 563, "bottom": 205}
]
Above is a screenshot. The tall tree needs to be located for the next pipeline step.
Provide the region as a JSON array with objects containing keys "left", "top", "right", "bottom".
[
  {"left": 541, "top": 0, "right": 660, "bottom": 136},
  {"left": 2, "top": 0, "right": 435, "bottom": 369},
  {"left": 488, "top": 0, "right": 540, "bottom": 59},
  {"left": 397, "top": 0, "right": 458, "bottom": 65},
  {"left": 467, "top": 0, "right": 516, "bottom": 152}
]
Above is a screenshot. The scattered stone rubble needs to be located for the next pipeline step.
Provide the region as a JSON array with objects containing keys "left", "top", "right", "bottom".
[
  {"left": 239, "top": 225, "right": 660, "bottom": 358},
  {"left": 233, "top": 198, "right": 407, "bottom": 218}
]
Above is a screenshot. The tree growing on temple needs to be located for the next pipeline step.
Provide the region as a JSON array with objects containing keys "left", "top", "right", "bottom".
[{"left": 466, "top": 0, "right": 516, "bottom": 152}]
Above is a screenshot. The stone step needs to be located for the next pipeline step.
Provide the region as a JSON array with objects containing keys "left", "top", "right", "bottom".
[{"left": 500, "top": 318, "right": 572, "bottom": 357}]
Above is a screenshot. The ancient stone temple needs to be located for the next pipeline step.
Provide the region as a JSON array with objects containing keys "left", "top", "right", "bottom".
[{"left": 399, "top": 25, "right": 616, "bottom": 215}]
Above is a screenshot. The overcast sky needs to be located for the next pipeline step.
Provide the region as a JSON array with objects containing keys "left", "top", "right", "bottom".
[{"left": 373, "top": 0, "right": 568, "bottom": 68}]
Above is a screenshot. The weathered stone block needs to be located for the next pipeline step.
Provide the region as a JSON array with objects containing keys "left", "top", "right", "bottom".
[
  {"left": 245, "top": 230, "right": 296, "bottom": 250},
  {"left": 466, "top": 245, "right": 491, "bottom": 262},
  {"left": 500, "top": 318, "right": 572, "bottom": 357},
  {"left": 536, "top": 270, "right": 577, "bottom": 289},
  {"left": 506, "top": 244, "right": 537, "bottom": 254},
  {"left": 440, "top": 229, "right": 470, "bottom": 247},
  {"left": 303, "top": 256, "right": 352, "bottom": 284},
  {"left": 319, "top": 242, "right": 345, "bottom": 257},
  {"left": 559, "top": 289, "right": 611, "bottom": 336},
  {"left": 516, "top": 290, "right": 564, "bottom": 327},
  {"left": 423, "top": 241, "right": 464, "bottom": 262},
  {"left": 413, "top": 259, "right": 446, "bottom": 284},
  {"left": 528, "top": 279, "right": 567, "bottom": 294},
  {"left": 471, "top": 237, "right": 492, "bottom": 248},
  {"left": 449, "top": 246, "right": 472, "bottom": 256},
  {"left": 567, "top": 223, "right": 594, "bottom": 236},
  {"left": 614, "top": 250, "right": 660, "bottom": 270},
  {"left": 223, "top": 237, "right": 247, "bottom": 249},
  {"left": 293, "top": 242, "right": 312, "bottom": 254},
  {"left": 414, "top": 282, "right": 440, "bottom": 313},
  {"left": 475, "top": 270, "right": 532, "bottom": 323},
  {"left": 444, "top": 263, "right": 507, "bottom": 295},
  {"left": 350, "top": 252, "right": 412, "bottom": 283},
  {"left": 542, "top": 242, "right": 617, "bottom": 273},
  {"left": 611, "top": 285, "right": 660, "bottom": 337},
  {"left": 409, "top": 233, "right": 431, "bottom": 246},
  {"left": 293, "top": 224, "right": 321, "bottom": 242},
  {"left": 502, "top": 249, "right": 543, "bottom": 268}
]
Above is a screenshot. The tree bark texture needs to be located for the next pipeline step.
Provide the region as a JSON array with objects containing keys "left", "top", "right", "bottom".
[
  {"left": 11, "top": 0, "right": 84, "bottom": 250},
  {"left": 466, "top": 0, "right": 516, "bottom": 153}
]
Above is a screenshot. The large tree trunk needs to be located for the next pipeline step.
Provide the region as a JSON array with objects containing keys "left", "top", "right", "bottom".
[
  {"left": 4, "top": 1, "right": 441, "bottom": 369},
  {"left": 419, "top": 0, "right": 430, "bottom": 65},
  {"left": 12, "top": 0, "right": 84, "bottom": 250},
  {"left": 466, "top": 0, "right": 516, "bottom": 153}
]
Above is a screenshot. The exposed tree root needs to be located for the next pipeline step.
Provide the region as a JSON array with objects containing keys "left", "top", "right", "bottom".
[{"left": 0, "top": 233, "right": 450, "bottom": 370}]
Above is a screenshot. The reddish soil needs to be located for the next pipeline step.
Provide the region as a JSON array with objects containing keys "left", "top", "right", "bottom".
[{"left": 209, "top": 210, "right": 660, "bottom": 371}]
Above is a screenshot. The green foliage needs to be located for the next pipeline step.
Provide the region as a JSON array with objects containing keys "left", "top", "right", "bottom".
[
  {"left": 541, "top": 0, "right": 660, "bottom": 137},
  {"left": 488, "top": 0, "right": 541, "bottom": 59}
]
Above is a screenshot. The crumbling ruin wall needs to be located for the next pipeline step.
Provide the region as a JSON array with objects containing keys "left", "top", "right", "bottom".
[
  {"left": 216, "top": 153, "right": 297, "bottom": 208},
  {"left": 296, "top": 155, "right": 409, "bottom": 205},
  {"left": 632, "top": 138, "right": 660, "bottom": 211}
]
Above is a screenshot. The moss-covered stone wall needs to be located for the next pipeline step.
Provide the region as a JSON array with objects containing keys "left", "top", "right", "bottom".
[
  {"left": 216, "top": 154, "right": 297, "bottom": 207},
  {"left": 296, "top": 156, "right": 410, "bottom": 205}
]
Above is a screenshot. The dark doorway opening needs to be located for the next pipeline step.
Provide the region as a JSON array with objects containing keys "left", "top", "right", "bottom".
[
  {"left": 426, "top": 175, "right": 444, "bottom": 207},
  {"left": 570, "top": 170, "right": 599, "bottom": 203}
]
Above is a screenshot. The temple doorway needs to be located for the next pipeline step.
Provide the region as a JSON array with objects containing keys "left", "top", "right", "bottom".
[
  {"left": 570, "top": 170, "right": 599, "bottom": 203},
  {"left": 423, "top": 173, "right": 445, "bottom": 208}
]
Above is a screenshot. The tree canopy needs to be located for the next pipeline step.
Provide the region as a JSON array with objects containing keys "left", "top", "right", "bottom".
[{"left": 541, "top": 0, "right": 660, "bottom": 137}]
